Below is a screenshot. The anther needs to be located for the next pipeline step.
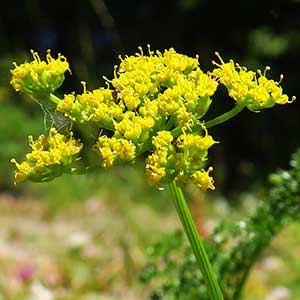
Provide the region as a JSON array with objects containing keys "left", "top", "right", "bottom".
[
  {"left": 113, "top": 65, "right": 118, "bottom": 78},
  {"left": 147, "top": 44, "right": 153, "bottom": 56},
  {"left": 31, "top": 50, "right": 41, "bottom": 63},
  {"left": 264, "top": 66, "right": 271, "bottom": 76},
  {"left": 103, "top": 75, "right": 112, "bottom": 83},
  {"left": 213, "top": 51, "right": 224, "bottom": 65},
  {"left": 279, "top": 74, "right": 284, "bottom": 84},
  {"left": 138, "top": 46, "right": 144, "bottom": 56}
]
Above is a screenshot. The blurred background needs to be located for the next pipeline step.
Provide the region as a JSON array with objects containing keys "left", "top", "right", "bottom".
[{"left": 0, "top": 1, "right": 299, "bottom": 299}]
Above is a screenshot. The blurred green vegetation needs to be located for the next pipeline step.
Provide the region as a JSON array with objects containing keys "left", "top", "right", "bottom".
[{"left": 0, "top": 55, "right": 43, "bottom": 190}]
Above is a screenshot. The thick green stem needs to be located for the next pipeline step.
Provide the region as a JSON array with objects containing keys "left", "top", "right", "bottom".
[
  {"left": 168, "top": 180, "right": 224, "bottom": 300},
  {"left": 205, "top": 102, "right": 245, "bottom": 129}
]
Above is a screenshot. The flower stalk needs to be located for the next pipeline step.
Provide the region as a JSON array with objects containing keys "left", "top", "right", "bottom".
[
  {"left": 48, "top": 93, "right": 62, "bottom": 104},
  {"left": 205, "top": 102, "right": 245, "bottom": 129},
  {"left": 168, "top": 180, "right": 224, "bottom": 300}
]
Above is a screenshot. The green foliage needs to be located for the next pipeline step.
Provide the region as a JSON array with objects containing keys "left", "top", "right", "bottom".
[
  {"left": 0, "top": 54, "right": 48, "bottom": 189},
  {"left": 0, "top": 101, "right": 44, "bottom": 189},
  {"left": 142, "top": 150, "right": 300, "bottom": 300},
  {"left": 247, "top": 27, "right": 290, "bottom": 58}
]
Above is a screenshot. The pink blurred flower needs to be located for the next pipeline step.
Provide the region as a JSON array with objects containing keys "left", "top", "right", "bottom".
[{"left": 15, "top": 264, "right": 35, "bottom": 282}]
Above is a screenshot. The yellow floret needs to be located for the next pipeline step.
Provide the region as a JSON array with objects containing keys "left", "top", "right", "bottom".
[
  {"left": 57, "top": 82, "right": 121, "bottom": 126},
  {"left": 161, "top": 48, "right": 199, "bottom": 73},
  {"left": 114, "top": 112, "right": 155, "bottom": 141},
  {"left": 177, "top": 132, "right": 217, "bottom": 150},
  {"left": 145, "top": 150, "right": 169, "bottom": 185},
  {"left": 11, "top": 50, "right": 69, "bottom": 96},
  {"left": 191, "top": 167, "right": 215, "bottom": 191},
  {"left": 94, "top": 136, "right": 136, "bottom": 167},
  {"left": 152, "top": 131, "right": 174, "bottom": 150},
  {"left": 213, "top": 52, "right": 295, "bottom": 111},
  {"left": 11, "top": 128, "right": 82, "bottom": 183}
]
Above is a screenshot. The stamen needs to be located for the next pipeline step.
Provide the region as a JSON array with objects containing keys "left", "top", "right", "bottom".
[
  {"left": 138, "top": 46, "right": 143, "bottom": 56},
  {"left": 278, "top": 74, "right": 284, "bottom": 84},
  {"left": 156, "top": 50, "right": 162, "bottom": 57},
  {"left": 81, "top": 81, "right": 87, "bottom": 94},
  {"left": 214, "top": 51, "right": 224, "bottom": 64},
  {"left": 201, "top": 123, "right": 208, "bottom": 136},
  {"left": 263, "top": 66, "right": 271, "bottom": 77},
  {"left": 46, "top": 49, "right": 52, "bottom": 63},
  {"left": 103, "top": 75, "right": 112, "bottom": 83},
  {"left": 113, "top": 65, "right": 118, "bottom": 78},
  {"left": 147, "top": 44, "right": 154, "bottom": 56},
  {"left": 31, "top": 50, "right": 41, "bottom": 63}
]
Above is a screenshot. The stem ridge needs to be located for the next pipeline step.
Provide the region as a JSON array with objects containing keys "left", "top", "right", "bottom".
[{"left": 168, "top": 180, "right": 224, "bottom": 300}]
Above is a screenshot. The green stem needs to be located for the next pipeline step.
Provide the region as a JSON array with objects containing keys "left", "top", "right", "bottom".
[
  {"left": 48, "top": 93, "right": 62, "bottom": 104},
  {"left": 0, "top": 280, "right": 11, "bottom": 300},
  {"left": 168, "top": 180, "right": 224, "bottom": 300},
  {"left": 205, "top": 102, "right": 245, "bottom": 129},
  {"left": 233, "top": 242, "right": 265, "bottom": 300}
]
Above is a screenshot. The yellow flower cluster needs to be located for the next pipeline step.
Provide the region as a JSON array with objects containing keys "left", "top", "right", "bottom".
[
  {"left": 56, "top": 82, "right": 123, "bottom": 129},
  {"left": 11, "top": 47, "right": 294, "bottom": 190},
  {"left": 11, "top": 50, "right": 69, "bottom": 96},
  {"left": 191, "top": 167, "right": 215, "bottom": 191},
  {"left": 112, "top": 48, "right": 218, "bottom": 120},
  {"left": 213, "top": 52, "right": 295, "bottom": 111},
  {"left": 146, "top": 131, "right": 174, "bottom": 185},
  {"left": 114, "top": 112, "right": 155, "bottom": 141},
  {"left": 177, "top": 127, "right": 217, "bottom": 151},
  {"left": 52, "top": 47, "right": 219, "bottom": 190},
  {"left": 94, "top": 136, "right": 136, "bottom": 168},
  {"left": 11, "top": 128, "right": 82, "bottom": 183},
  {"left": 57, "top": 47, "right": 218, "bottom": 134},
  {"left": 145, "top": 128, "right": 217, "bottom": 191}
]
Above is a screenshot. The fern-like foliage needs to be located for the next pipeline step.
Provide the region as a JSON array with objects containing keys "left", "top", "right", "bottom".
[{"left": 141, "top": 150, "right": 300, "bottom": 300}]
